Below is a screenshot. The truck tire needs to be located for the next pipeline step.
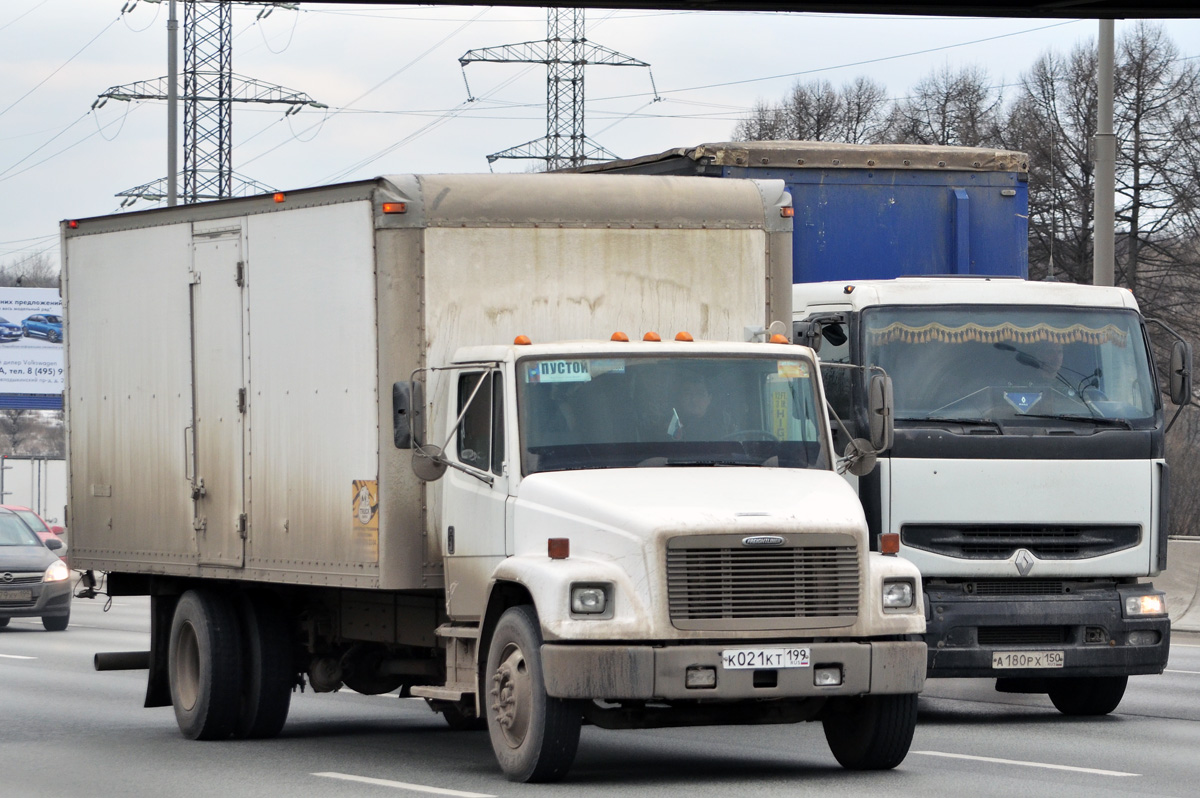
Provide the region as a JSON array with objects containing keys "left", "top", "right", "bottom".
[
  {"left": 42, "top": 612, "right": 69, "bottom": 631},
  {"left": 822, "top": 693, "right": 918, "bottom": 770},
  {"left": 233, "top": 593, "right": 293, "bottom": 739},
  {"left": 484, "top": 605, "right": 581, "bottom": 782},
  {"left": 168, "top": 588, "right": 244, "bottom": 740},
  {"left": 1047, "top": 676, "right": 1127, "bottom": 716}
]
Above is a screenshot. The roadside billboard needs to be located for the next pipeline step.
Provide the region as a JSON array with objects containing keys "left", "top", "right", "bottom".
[{"left": 0, "top": 288, "right": 63, "bottom": 398}]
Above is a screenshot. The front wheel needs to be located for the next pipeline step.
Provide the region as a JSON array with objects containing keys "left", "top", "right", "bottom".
[
  {"left": 1047, "top": 676, "right": 1127, "bottom": 716},
  {"left": 485, "top": 605, "right": 581, "bottom": 783},
  {"left": 822, "top": 693, "right": 918, "bottom": 770},
  {"left": 42, "top": 612, "right": 69, "bottom": 631}
]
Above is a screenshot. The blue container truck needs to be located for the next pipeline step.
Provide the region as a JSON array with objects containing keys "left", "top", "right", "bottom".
[{"left": 579, "top": 141, "right": 1190, "bottom": 715}]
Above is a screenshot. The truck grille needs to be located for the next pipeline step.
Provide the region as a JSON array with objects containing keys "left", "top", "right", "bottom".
[
  {"left": 666, "top": 533, "right": 860, "bottom": 631},
  {"left": 978, "top": 626, "right": 1069, "bottom": 646},
  {"left": 901, "top": 525, "right": 1140, "bottom": 560}
]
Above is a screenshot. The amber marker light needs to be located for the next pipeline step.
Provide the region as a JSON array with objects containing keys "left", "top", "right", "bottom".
[
  {"left": 675, "top": 331, "right": 694, "bottom": 342},
  {"left": 780, "top": 206, "right": 795, "bottom": 217},
  {"left": 843, "top": 284, "right": 856, "bottom": 295},
  {"left": 548, "top": 538, "right": 570, "bottom": 559},
  {"left": 611, "top": 331, "right": 629, "bottom": 342},
  {"left": 382, "top": 202, "right": 407, "bottom": 214},
  {"left": 514, "top": 335, "right": 532, "bottom": 345},
  {"left": 643, "top": 332, "right": 661, "bottom": 342},
  {"left": 880, "top": 533, "right": 900, "bottom": 555},
  {"left": 273, "top": 192, "right": 286, "bottom": 203},
  {"left": 770, "top": 334, "right": 789, "bottom": 344}
]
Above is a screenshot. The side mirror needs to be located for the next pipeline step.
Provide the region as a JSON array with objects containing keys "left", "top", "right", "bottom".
[
  {"left": 842, "top": 438, "right": 878, "bottom": 477},
  {"left": 867, "top": 373, "right": 894, "bottom": 453},
  {"left": 392, "top": 380, "right": 426, "bottom": 449},
  {"left": 50, "top": 525, "right": 65, "bottom": 536},
  {"left": 45, "top": 537, "right": 63, "bottom": 551},
  {"left": 1169, "top": 340, "right": 1192, "bottom": 406},
  {"left": 793, "top": 320, "right": 822, "bottom": 353}
]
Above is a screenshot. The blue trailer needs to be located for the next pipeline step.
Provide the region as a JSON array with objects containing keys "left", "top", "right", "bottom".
[{"left": 577, "top": 141, "right": 1029, "bottom": 281}]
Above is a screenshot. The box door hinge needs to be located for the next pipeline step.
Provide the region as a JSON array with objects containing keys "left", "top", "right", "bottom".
[
  {"left": 238, "top": 387, "right": 247, "bottom": 414},
  {"left": 237, "top": 513, "right": 248, "bottom": 540},
  {"left": 235, "top": 260, "right": 245, "bottom": 287}
]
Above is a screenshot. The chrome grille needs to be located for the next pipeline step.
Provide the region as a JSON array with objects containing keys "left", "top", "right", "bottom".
[
  {"left": 667, "top": 533, "right": 859, "bottom": 630},
  {"left": 0, "top": 574, "right": 41, "bottom": 587}
]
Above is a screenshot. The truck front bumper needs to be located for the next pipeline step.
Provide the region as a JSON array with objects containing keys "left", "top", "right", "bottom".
[
  {"left": 541, "top": 639, "right": 925, "bottom": 701},
  {"left": 924, "top": 582, "right": 1169, "bottom": 679}
]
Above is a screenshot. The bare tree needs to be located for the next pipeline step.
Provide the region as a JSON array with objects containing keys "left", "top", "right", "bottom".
[
  {"left": 732, "top": 77, "right": 890, "bottom": 144},
  {"left": 0, "top": 251, "right": 59, "bottom": 288},
  {"left": 889, "top": 64, "right": 1003, "bottom": 147}
]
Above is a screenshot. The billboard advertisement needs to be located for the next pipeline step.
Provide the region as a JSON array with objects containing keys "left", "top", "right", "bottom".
[{"left": 0, "top": 288, "right": 63, "bottom": 396}]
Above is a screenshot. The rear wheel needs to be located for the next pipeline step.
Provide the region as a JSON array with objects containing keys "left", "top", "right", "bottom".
[
  {"left": 233, "top": 593, "right": 294, "bottom": 739},
  {"left": 168, "top": 588, "right": 243, "bottom": 740},
  {"left": 485, "top": 605, "right": 581, "bottom": 782},
  {"left": 1047, "top": 676, "right": 1127, "bottom": 716},
  {"left": 822, "top": 693, "right": 918, "bottom": 770},
  {"left": 42, "top": 612, "right": 69, "bottom": 631}
]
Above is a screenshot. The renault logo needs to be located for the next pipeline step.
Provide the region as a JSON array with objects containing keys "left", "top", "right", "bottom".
[
  {"left": 1014, "top": 549, "right": 1035, "bottom": 577},
  {"left": 742, "top": 535, "right": 786, "bottom": 547}
]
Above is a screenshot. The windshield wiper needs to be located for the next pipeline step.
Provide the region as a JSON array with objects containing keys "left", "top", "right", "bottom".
[
  {"left": 1017, "top": 413, "right": 1132, "bottom": 429},
  {"left": 638, "top": 456, "right": 764, "bottom": 468},
  {"left": 903, "top": 416, "right": 1003, "bottom": 432}
]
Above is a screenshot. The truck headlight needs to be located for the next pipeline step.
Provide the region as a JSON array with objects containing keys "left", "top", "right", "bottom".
[
  {"left": 882, "top": 579, "right": 914, "bottom": 609},
  {"left": 570, "top": 584, "right": 609, "bottom": 615},
  {"left": 1124, "top": 593, "right": 1166, "bottom": 617}
]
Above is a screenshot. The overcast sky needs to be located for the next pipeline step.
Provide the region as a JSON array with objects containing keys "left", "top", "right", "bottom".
[{"left": 4, "top": 2, "right": 1200, "bottom": 268}]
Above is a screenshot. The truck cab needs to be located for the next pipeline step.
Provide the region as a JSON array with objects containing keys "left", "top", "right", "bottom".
[{"left": 794, "top": 276, "right": 1185, "bottom": 715}]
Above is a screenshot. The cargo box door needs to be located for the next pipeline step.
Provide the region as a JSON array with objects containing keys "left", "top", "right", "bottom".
[{"left": 190, "top": 226, "right": 246, "bottom": 568}]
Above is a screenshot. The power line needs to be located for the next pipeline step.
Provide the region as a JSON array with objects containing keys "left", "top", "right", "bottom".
[
  {"left": 0, "top": 14, "right": 121, "bottom": 121},
  {"left": 0, "top": 0, "right": 49, "bottom": 34}
]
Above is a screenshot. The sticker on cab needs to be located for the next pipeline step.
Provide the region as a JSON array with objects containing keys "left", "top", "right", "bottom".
[
  {"left": 525, "top": 359, "right": 592, "bottom": 384},
  {"left": 352, "top": 479, "right": 380, "bottom": 561},
  {"left": 777, "top": 360, "right": 810, "bottom": 379}
]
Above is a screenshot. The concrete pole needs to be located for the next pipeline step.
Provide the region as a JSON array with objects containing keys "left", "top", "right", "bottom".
[
  {"left": 1093, "top": 19, "right": 1116, "bottom": 287},
  {"left": 167, "top": 0, "right": 179, "bottom": 206}
]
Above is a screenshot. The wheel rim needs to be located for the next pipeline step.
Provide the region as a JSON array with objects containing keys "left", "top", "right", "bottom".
[
  {"left": 174, "top": 621, "right": 201, "bottom": 711},
  {"left": 490, "top": 641, "right": 531, "bottom": 749}
]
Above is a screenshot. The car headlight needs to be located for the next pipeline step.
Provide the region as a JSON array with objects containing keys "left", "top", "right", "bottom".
[
  {"left": 1124, "top": 593, "right": 1166, "bottom": 617},
  {"left": 570, "top": 584, "right": 609, "bottom": 616},
  {"left": 43, "top": 559, "right": 70, "bottom": 583},
  {"left": 882, "top": 579, "right": 914, "bottom": 609}
]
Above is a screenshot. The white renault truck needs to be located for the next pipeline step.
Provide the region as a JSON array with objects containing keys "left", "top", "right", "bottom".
[
  {"left": 62, "top": 173, "right": 925, "bottom": 782},
  {"left": 794, "top": 276, "right": 1189, "bottom": 715}
]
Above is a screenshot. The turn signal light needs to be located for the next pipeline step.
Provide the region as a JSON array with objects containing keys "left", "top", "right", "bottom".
[
  {"left": 548, "top": 538, "right": 570, "bottom": 560},
  {"left": 880, "top": 532, "right": 900, "bottom": 555},
  {"left": 780, "top": 206, "right": 795, "bottom": 218},
  {"left": 382, "top": 202, "right": 407, "bottom": 214}
]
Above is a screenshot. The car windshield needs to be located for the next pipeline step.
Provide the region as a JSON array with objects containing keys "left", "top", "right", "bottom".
[
  {"left": 517, "top": 353, "right": 829, "bottom": 474},
  {"left": 0, "top": 514, "right": 42, "bottom": 546},
  {"left": 14, "top": 509, "right": 49, "bottom": 534},
  {"left": 862, "top": 305, "right": 1158, "bottom": 425}
]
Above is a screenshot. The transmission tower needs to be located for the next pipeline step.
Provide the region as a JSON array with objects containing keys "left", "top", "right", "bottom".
[
  {"left": 95, "top": 1, "right": 323, "bottom": 205},
  {"left": 460, "top": 8, "right": 657, "bottom": 171}
]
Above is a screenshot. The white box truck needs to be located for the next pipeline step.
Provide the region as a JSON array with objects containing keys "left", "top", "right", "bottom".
[
  {"left": 794, "top": 276, "right": 1189, "bottom": 715},
  {"left": 62, "top": 173, "right": 925, "bottom": 782}
]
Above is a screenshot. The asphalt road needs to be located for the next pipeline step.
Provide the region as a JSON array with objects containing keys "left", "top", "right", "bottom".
[{"left": 3, "top": 595, "right": 1200, "bottom": 798}]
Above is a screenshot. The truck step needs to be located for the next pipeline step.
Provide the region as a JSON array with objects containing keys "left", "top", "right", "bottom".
[{"left": 410, "top": 684, "right": 474, "bottom": 702}]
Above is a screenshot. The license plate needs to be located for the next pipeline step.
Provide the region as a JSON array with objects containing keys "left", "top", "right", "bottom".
[
  {"left": 0, "top": 589, "right": 32, "bottom": 602},
  {"left": 992, "top": 650, "right": 1065, "bottom": 669},
  {"left": 721, "top": 647, "right": 811, "bottom": 670}
]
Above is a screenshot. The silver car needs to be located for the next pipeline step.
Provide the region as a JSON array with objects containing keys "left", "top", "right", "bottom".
[{"left": 0, "top": 509, "right": 72, "bottom": 631}]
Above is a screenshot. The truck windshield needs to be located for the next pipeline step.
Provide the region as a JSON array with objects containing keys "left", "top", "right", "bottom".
[
  {"left": 862, "top": 306, "right": 1158, "bottom": 426},
  {"left": 517, "top": 354, "right": 828, "bottom": 474}
]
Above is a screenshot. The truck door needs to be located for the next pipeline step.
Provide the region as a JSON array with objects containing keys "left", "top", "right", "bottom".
[
  {"left": 443, "top": 369, "right": 510, "bottom": 619},
  {"left": 189, "top": 225, "right": 246, "bottom": 568}
]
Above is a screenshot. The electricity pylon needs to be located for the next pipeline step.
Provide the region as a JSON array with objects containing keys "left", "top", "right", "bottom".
[
  {"left": 460, "top": 7, "right": 657, "bottom": 171},
  {"left": 95, "top": 1, "right": 323, "bottom": 205}
]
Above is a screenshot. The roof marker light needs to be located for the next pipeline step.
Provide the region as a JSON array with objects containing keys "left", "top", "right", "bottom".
[
  {"left": 769, "top": 333, "right": 789, "bottom": 344},
  {"left": 273, "top": 192, "right": 286, "bottom": 203},
  {"left": 643, "top": 332, "right": 661, "bottom": 342},
  {"left": 514, "top": 335, "right": 532, "bottom": 345},
  {"left": 382, "top": 202, "right": 407, "bottom": 214},
  {"left": 611, "top": 331, "right": 629, "bottom": 342},
  {"left": 67, "top": 220, "right": 79, "bottom": 229},
  {"left": 675, "top": 331, "right": 694, "bottom": 342}
]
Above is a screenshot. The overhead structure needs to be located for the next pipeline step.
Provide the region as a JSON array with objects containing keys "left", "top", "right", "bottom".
[
  {"left": 95, "top": 1, "right": 324, "bottom": 205},
  {"left": 460, "top": 7, "right": 656, "bottom": 170}
]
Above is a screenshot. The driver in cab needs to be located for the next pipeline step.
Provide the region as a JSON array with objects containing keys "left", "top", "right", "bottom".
[{"left": 667, "top": 374, "right": 729, "bottom": 440}]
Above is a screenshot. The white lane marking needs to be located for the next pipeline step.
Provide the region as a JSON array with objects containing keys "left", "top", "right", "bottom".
[
  {"left": 313, "top": 772, "right": 496, "bottom": 797},
  {"left": 1172, "top": 643, "right": 1200, "bottom": 648},
  {"left": 1166, "top": 669, "right": 1200, "bottom": 675},
  {"left": 912, "top": 751, "right": 1138, "bottom": 777},
  {"left": 0, "top": 654, "right": 36, "bottom": 660}
]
